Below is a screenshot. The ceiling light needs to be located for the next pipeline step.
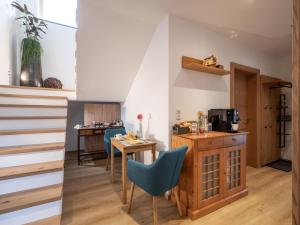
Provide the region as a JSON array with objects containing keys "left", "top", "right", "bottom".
[{"left": 230, "top": 30, "right": 238, "bottom": 39}]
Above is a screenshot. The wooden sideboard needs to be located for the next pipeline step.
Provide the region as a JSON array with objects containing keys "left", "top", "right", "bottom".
[
  {"left": 76, "top": 126, "right": 123, "bottom": 165},
  {"left": 171, "top": 131, "right": 248, "bottom": 220}
]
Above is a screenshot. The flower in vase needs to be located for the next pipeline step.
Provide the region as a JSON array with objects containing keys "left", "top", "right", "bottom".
[{"left": 137, "top": 114, "right": 143, "bottom": 121}]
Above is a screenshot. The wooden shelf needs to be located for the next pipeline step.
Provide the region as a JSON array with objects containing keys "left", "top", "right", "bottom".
[{"left": 182, "top": 56, "right": 230, "bottom": 76}]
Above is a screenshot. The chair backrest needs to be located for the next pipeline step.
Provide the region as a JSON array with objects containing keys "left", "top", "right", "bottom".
[
  {"left": 104, "top": 127, "right": 126, "bottom": 153},
  {"left": 152, "top": 145, "right": 188, "bottom": 195},
  {"left": 104, "top": 127, "right": 126, "bottom": 139}
]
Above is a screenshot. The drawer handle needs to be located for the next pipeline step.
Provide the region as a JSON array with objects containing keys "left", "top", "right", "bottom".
[
  {"left": 232, "top": 138, "right": 237, "bottom": 142},
  {"left": 208, "top": 141, "right": 213, "bottom": 145}
]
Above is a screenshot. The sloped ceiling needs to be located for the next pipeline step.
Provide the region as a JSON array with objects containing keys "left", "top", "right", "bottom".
[
  {"left": 76, "top": 0, "right": 291, "bottom": 101},
  {"left": 171, "top": 0, "right": 292, "bottom": 55}
]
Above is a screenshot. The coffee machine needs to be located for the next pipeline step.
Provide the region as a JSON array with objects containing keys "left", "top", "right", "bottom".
[{"left": 208, "top": 109, "right": 239, "bottom": 133}]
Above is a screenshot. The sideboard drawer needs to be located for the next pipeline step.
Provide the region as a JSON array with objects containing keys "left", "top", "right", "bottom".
[
  {"left": 94, "top": 130, "right": 104, "bottom": 134},
  {"left": 197, "top": 137, "right": 223, "bottom": 150},
  {"left": 224, "top": 135, "right": 244, "bottom": 147},
  {"left": 79, "top": 130, "right": 93, "bottom": 135}
]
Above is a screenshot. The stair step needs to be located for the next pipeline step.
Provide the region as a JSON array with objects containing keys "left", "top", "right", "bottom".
[
  {"left": 0, "top": 128, "right": 66, "bottom": 135},
  {"left": 0, "top": 161, "right": 64, "bottom": 180},
  {"left": 0, "top": 142, "right": 65, "bottom": 155},
  {"left": 0, "top": 184, "right": 62, "bottom": 214},
  {"left": 25, "top": 215, "right": 61, "bottom": 225},
  {"left": 0, "top": 116, "right": 67, "bottom": 120},
  {"left": 0, "top": 104, "right": 67, "bottom": 108},
  {"left": 0, "top": 84, "right": 75, "bottom": 92},
  {"left": 0, "top": 93, "right": 67, "bottom": 100}
]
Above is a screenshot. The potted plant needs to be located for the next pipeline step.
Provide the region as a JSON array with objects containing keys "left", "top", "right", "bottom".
[{"left": 11, "top": 1, "right": 48, "bottom": 87}]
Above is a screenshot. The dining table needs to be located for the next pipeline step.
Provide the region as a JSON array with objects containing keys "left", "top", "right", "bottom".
[{"left": 110, "top": 138, "right": 157, "bottom": 204}]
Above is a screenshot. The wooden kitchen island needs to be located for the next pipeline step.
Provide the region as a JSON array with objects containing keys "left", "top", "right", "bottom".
[{"left": 172, "top": 131, "right": 248, "bottom": 220}]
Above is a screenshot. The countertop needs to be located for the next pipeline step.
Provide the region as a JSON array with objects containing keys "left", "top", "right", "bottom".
[{"left": 173, "top": 131, "right": 249, "bottom": 140}]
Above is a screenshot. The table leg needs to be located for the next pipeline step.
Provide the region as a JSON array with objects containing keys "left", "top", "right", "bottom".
[
  {"left": 111, "top": 143, "right": 115, "bottom": 182},
  {"left": 151, "top": 146, "right": 156, "bottom": 162},
  {"left": 77, "top": 135, "right": 80, "bottom": 166},
  {"left": 122, "top": 152, "right": 127, "bottom": 204}
]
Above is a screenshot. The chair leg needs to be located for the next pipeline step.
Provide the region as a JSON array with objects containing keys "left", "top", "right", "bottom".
[
  {"left": 174, "top": 188, "right": 183, "bottom": 217},
  {"left": 106, "top": 154, "right": 110, "bottom": 171},
  {"left": 153, "top": 196, "right": 158, "bottom": 225},
  {"left": 128, "top": 183, "right": 135, "bottom": 213}
]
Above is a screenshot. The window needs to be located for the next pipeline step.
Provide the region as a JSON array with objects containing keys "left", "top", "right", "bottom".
[{"left": 39, "top": 0, "right": 77, "bottom": 27}]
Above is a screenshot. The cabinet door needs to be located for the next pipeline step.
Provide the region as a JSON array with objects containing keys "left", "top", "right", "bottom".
[
  {"left": 198, "top": 149, "right": 224, "bottom": 208},
  {"left": 223, "top": 145, "right": 246, "bottom": 197}
]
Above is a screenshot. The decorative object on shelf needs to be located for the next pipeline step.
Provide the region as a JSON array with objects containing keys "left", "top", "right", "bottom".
[
  {"left": 43, "top": 77, "right": 63, "bottom": 89},
  {"left": 136, "top": 114, "right": 143, "bottom": 138},
  {"left": 12, "top": 1, "right": 48, "bottom": 87},
  {"left": 182, "top": 56, "right": 229, "bottom": 75},
  {"left": 203, "top": 55, "right": 217, "bottom": 66},
  {"left": 202, "top": 55, "right": 224, "bottom": 69}
]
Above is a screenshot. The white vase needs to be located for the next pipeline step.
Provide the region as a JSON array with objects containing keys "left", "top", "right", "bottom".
[{"left": 137, "top": 121, "right": 143, "bottom": 138}]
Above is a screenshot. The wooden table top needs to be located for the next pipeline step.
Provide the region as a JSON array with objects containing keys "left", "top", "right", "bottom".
[
  {"left": 111, "top": 138, "right": 156, "bottom": 149},
  {"left": 173, "top": 131, "right": 249, "bottom": 140}
]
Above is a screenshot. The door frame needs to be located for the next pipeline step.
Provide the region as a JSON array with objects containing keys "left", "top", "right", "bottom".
[
  {"left": 230, "top": 63, "right": 261, "bottom": 167},
  {"left": 292, "top": 0, "right": 299, "bottom": 224}
]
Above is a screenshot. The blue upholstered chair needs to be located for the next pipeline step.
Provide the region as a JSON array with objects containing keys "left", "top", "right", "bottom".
[
  {"left": 104, "top": 127, "right": 127, "bottom": 170},
  {"left": 127, "top": 145, "right": 188, "bottom": 225}
]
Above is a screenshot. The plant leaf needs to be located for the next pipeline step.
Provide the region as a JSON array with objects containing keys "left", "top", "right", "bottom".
[
  {"left": 33, "top": 17, "right": 39, "bottom": 23},
  {"left": 37, "top": 27, "right": 46, "bottom": 34},
  {"left": 23, "top": 4, "right": 28, "bottom": 14},
  {"left": 16, "top": 16, "right": 26, "bottom": 20},
  {"left": 11, "top": 2, "right": 24, "bottom": 12}
]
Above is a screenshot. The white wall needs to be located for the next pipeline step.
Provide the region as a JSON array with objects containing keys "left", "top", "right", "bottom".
[
  {"left": 122, "top": 17, "right": 169, "bottom": 163},
  {"left": 169, "top": 15, "right": 293, "bottom": 160},
  {"left": 272, "top": 53, "right": 292, "bottom": 81},
  {"left": 40, "top": 22, "right": 76, "bottom": 89},
  {"left": 169, "top": 15, "right": 283, "bottom": 124},
  {"left": 76, "top": 1, "right": 156, "bottom": 102},
  {"left": 0, "top": 0, "right": 14, "bottom": 85},
  {"left": 12, "top": 0, "right": 76, "bottom": 89},
  {"left": 273, "top": 53, "right": 292, "bottom": 160}
]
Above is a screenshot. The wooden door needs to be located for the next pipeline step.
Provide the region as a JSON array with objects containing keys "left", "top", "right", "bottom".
[
  {"left": 197, "top": 149, "right": 224, "bottom": 208},
  {"left": 223, "top": 145, "right": 246, "bottom": 197},
  {"left": 230, "top": 63, "right": 261, "bottom": 167}
]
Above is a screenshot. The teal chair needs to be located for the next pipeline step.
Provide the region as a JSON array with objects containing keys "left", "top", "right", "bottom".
[
  {"left": 104, "top": 127, "right": 126, "bottom": 170},
  {"left": 127, "top": 145, "right": 188, "bottom": 225}
]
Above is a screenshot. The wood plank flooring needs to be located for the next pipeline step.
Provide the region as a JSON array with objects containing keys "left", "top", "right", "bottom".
[{"left": 61, "top": 153, "right": 292, "bottom": 225}]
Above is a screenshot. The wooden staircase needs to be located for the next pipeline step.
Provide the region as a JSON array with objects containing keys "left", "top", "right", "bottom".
[{"left": 0, "top": 85, "right": 75, "bottom": 225}]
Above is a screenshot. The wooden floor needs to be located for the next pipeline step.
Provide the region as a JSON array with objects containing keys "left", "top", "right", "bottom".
[{"left": 61, "top": 153, "right": 292, "bottom": 225}]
